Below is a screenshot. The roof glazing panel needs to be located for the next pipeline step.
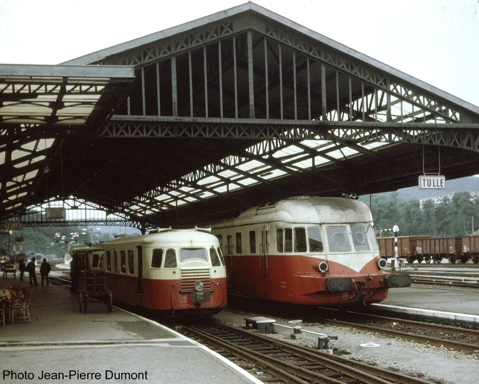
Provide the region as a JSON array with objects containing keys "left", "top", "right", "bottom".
[{"left": 0, "top": 64, "right": 134, "bottom": 125}]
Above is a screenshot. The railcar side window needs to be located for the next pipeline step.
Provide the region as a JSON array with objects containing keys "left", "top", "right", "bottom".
[
  {"left": 180, "top": 248, "right": 208, "bottom": 261},
  {"left": 106, "top": 251, "right": 111, "bottom": 271},
  {"left": 92, "top": 254, "right": 100, "bottom": 268},
  {"left": 114, "top": 251, "right": 118, "bottom": 273},
  {"left": 151, "top": 249, "right": 163, "bottom": 268},
  {"left": 209, "top": 246, "right": 221, "bottom": 266},
  {"left": 226, "top": 235, "right": 233, "bottom": 255},
  {"left": 294, "top": 228, "right": 307, "bottom": 252},
  {"left": 285, "top": 228, "right": 293, "bottom": 252},
  {"left": 276, "top": 229, "right": 283, "bottom": 253},
  {"left": 236, "top": 233, "right": 242, "bottom": 254},
  {"left": 249, "top": 231, "right": 256, "bottom": 253},
  {"left": 217, "top": 235, "right": 223, "bottom": 249},
  {"left": 164, "top": 249, "right": 177, "bottom": 268},
  {"left": 128, "top": 250, "right": 135, "bottom": 274},
  {"left": 308, "top": 227, "right": 324, "bottom": 252},
  {"left": 120, "top": 250, "right": 127, "bottom": 273},
  {"left": 367, "top": 226, "right": 379, "bottom": 251},
  {"left": 326, "top": 226, "right": 351, "bottom": 252},
  {"left": 351, "top": 226, "right": 370, "bottom": 251}
]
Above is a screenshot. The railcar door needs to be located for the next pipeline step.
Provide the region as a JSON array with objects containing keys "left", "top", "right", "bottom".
[
  {"left": 137, "top": 246, "right": 143, "bottom": 295},
  {"left": 260, "top": 225, "right": 270, "bottom": 299},
  {"left": 261, "top": 225, "right": 269, "bottom": 278}
]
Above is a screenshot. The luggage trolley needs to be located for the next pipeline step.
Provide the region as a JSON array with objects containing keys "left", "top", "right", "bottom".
[{"left": 79, "top": 270, "right": 112, "bottom": 314}]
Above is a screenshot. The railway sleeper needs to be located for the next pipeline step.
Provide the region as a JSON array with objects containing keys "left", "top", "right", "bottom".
[
  {"left": 294, "top": 362, "right": 327, "bottom": 369},
  {"left": 237, "top": 363, "right": 255, "bottom": 370},
  {"left": 246, "top": 346, "right": 281, "bottom": 353},
  {"left": 223, "top": 337, "right": 247, "bottom": 342},
  {"left": 235, "top": 341, "right": 259, "bottom": 346},
  {"left": 218, "top": 352, "right": 236, "bottom": 358},
  {"left": 258, "top": 350, "right": 284, "bottom": 355},
  {"left": 270, "top": 353, "right": 296, "bottom": 358}
]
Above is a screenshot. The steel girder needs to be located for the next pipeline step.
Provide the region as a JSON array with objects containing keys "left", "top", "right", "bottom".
[
  {"left": 101, "top": 118, "right": 479, "bottom": 153},
  {"left": 88, "top": 12, "right": 476, "bottom": 125}
]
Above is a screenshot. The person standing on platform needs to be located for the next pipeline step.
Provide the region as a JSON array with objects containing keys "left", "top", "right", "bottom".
[
  {"left": 18, "top": 258, "right": 26, "bottom": 281},
  {"left": 40, "top": 258, "right": 51, "bottom": 286},
  {"left": 26, "top": 257, "right": 39, "bottom": 286}
]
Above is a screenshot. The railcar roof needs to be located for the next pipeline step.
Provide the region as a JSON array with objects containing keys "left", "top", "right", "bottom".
[
  {"left": 212, "top": 197, "right": 373, "bottom": 227},
  {"left": 101, "top": 228, "right": 218, "bottom": 247}
]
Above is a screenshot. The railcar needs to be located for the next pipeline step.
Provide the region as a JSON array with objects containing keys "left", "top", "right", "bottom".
[
  {"left": 72, "top": 228, "right": 227, "bottom": 315},
  {"left": 211, "top": 196, "right": 410, "bottom": 307}
]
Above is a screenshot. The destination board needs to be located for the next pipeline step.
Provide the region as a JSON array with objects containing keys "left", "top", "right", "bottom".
[{"left": 418, "top": 175, "right": 446, "bottom": 189}]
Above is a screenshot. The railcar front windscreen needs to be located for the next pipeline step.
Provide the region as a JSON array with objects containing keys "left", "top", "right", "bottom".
[
  {"left": 351, "top": 226, "right": 370, "bottom": 251},
  {"left": 326, "top": 226, "right": 351, "bottom": 252},
  {"left": 209, "top": 247, "right": 222, "bottom": 266},
  {"left": 180, "top": 248, "right": 208, "bottom": 261}
]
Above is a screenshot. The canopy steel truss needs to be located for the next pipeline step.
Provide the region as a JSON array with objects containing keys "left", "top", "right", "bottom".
[{"left": 2, "top": 3, "right": 479, "bottom": 230}]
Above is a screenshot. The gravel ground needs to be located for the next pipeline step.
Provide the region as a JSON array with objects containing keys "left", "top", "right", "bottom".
[{"left": 213, "top": 308, "right": 479, "bottom": 384}]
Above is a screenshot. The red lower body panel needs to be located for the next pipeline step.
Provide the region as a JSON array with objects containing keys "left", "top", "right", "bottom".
[
  {"left": 227, "top": 254, "right": 390, "bottom": 306},
  {"left": 106, "top": 274, "right": 227, "bottom": 313}
]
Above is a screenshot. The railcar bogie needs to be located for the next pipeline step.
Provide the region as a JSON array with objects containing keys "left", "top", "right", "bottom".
[
  {"left": 72, "top": 228, "right": 227, "bottom": 315},
  {"left": 211, "top": 196, "right": 410, "bottom": 307}
]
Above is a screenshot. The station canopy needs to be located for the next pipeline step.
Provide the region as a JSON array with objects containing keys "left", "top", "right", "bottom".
[{"left": 1, "top": 2, "right": 479, "bottom": 229}]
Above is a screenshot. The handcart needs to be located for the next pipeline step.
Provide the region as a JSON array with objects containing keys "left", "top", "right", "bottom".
[{"left": 79, "top": 270, "right": 112, "bottom": 314}]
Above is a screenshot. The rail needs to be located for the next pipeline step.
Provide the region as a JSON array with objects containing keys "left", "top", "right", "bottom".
[
  {"left": 176, "top": 322, "right": 434, "bottom": 384},
  {"left": 410, "top": 274, "right": 479, "bottom": 289},
  {"left": 321, "top": 314, "right": 479, "bottom": 353}
]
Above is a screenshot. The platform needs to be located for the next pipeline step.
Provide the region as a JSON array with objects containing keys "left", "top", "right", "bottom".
[
  {"left": 0, "top": 279, "right": 261, "bottom": 384},
  {"left": 373, "top": 285, "right": 479, "bottom": 323}
]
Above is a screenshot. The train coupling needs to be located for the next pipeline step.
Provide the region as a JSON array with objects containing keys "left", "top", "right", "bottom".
[{"left": 382, "top": 274, "right": 412, "bottom": 288}]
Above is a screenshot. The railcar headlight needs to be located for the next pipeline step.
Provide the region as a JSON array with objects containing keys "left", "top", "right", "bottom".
[
  {"left": 318, "top": 261, "right": 329, "bottom": 273},
  {"left": 378, "top": 258, "right": 387, "bottom": 270},
  {"left": 194, "top": 281, "right": 204, "bottom": 292}
]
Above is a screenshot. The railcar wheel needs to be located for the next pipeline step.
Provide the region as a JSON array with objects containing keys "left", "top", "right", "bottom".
[
  {"left": 473, "top": 256, "right": 479, "bottom": 264},
  {"left": 425, "top": 256, "right": 431, "bottom": 264}
]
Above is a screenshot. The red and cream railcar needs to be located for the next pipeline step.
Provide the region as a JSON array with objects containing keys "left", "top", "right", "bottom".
[
  {"left": 73, "top": 245, "right": 104, "bottom": 272},
  {"left": 212, "top": 196, "right": 410, "bottom": 307},
  {"left": 74, "top": 228, "right": 227, "bottom": 315}
]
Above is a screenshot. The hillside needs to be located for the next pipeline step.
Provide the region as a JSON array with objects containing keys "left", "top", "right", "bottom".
[{"left": 364, "top": 175, "right": 479, "bottom": 202}]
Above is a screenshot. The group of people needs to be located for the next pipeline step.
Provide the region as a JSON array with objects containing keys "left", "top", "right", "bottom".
[{"left": 18, "top": 257, "right": 51, "bottom": 286}]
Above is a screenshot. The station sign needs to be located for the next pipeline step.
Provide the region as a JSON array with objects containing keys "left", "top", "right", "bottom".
[
  {"left": 4, "top": 222, "right": 22, "bottom": 231},
  {"left": 45, "top": 207, "right": 66, "bottom": 219},
  {"left": 418, "top": 175, "right": 446, "bottom": 189}
]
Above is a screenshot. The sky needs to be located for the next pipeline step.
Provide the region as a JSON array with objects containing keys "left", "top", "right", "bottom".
[{"left": 0, "top": 0, "right": 478, "bottom": 107}]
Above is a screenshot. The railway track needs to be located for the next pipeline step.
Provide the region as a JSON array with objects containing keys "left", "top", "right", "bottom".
[
  {"left": 409, "top": 274, "right": 479, "bottom": 289},
  {"left": 320, "top": 311, "right": 479, "bottom": 354},
  {"left": 49, "top": 275, "right": 72, "bottom": 289},
  {"left": 176, "top": 322, "right": 434, "bottom": 384}
]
